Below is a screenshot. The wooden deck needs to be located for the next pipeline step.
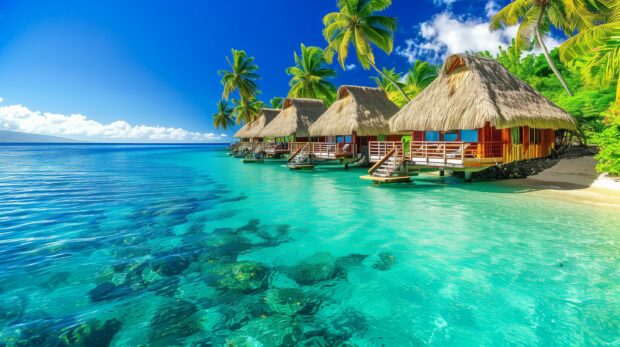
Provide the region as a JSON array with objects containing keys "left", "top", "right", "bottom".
[
  {"left": 360, "top": 175, "right": 412, "bottom": 185},
  {"left": 287, "top": 164, "right": 315, "bottom": 170}
]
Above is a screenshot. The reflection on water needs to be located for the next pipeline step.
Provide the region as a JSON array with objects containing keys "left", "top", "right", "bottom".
[{"left": 0, "top": 144, "right": 618, "bottom": 346}]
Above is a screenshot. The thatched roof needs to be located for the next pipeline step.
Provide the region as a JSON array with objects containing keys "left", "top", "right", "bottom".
[
  {"left": 309, "top": 85, "right": 400, "bottom": 137},
  {"left": 260, "top": 98, "right": 326, "bottom": 138},
  {"left": 233, "top": 108, "right": 280, "bottom": 139},
  {"left": 389, "top": 54, "right": 576, "bottom": 133}
]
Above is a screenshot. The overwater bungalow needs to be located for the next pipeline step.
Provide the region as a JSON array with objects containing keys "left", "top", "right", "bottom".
[
  {"left": 259, "top": 98, "right": 326, "bottom": 159},
  {"left": 299, "top": 85, "right": 400, "bottom": 165},
  {"left": 232, "top": 108, "right": 280, "bottom": 156},
  {"left": 368, "top": 54, "right": 576, "bottom": 180}
]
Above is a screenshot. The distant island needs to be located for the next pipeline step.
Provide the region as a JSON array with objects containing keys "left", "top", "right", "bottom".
[{"left": 0, "top": 130, "right": 81, "bottom": 143}]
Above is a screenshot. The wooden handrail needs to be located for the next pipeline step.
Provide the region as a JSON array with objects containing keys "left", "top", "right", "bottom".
[
  {"left": 368, "top": 148, "right": 395, "bottom": 175},
  {"left": 287, "top": 143, "right": 307, "bottom": 163}
]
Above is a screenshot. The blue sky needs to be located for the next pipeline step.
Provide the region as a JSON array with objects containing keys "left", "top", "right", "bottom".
[{"left": 0, "top": 0, "right": 558, "bottom": 142}]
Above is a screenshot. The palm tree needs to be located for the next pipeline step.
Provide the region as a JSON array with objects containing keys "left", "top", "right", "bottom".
[
  {"left": 489, "top": 0, "right": 606, "bottom": 96},
  {"left": 286, "top": 44, "right": 337, "bottom": 104},
  {"left": 322, "top": 0, "right": 410, "bottom": 101},
  {"left": 232, "top": 97, "right": 263, "bottom": 125},
  {"left": 269, "top": 97, "right": 285, "bottom": 109},
  {"left": 219, "top": 49, "right": 260, "bottom": 100},
  {"left": 560, "top": 2, "right": 619, "bottom": 103},
  {"left": 212, "top": 99, "right": 235, "bottom": 130},
  {"left": 404, "top": 60, "right": 438, "bottom": 96},
  {"left": 371, "top": 67, "right": 404, "bottom": 92},
  {"left": 372, "top": 61, "right": 437, "bottom": 107}
]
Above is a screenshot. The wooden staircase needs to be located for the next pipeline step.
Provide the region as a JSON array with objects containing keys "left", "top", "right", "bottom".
[
  {"left": 360, "top": 147, "right": 411, "bottom": 184},
  {"left": 288, "top": 143, "right": 310, "bottom": 164},
  {"left": 369, "top": 148, "right": 404, "bottom": 177},
  {"left": 287, "top": 143, "right": 314, "bottom": 169}
]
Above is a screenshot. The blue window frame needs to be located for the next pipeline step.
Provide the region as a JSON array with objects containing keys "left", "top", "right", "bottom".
[
  {"left": 425, "top": 131, "right": 440, "bottom": 141},
  {"left": 460, "top": 129, "right": 479, "bottom": 142},
  {"left": 345, "top": 135, "right": 352, "bottom": 143},
  {"left": 443, "top": 131, "right": 458, "bottom": 141}
]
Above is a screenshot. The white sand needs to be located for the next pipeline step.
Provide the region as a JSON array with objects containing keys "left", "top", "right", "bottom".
[{"left": 500, "top": 156, "right": 620, "bottom": 209}]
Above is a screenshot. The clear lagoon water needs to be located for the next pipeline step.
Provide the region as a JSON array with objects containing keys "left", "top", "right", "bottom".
[{"left": 0, "top": 144, "right": 618, "bottom": 346}]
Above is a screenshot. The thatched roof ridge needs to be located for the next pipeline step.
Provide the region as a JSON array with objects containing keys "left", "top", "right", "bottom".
[
  {"left": 308, "top": 85, "right": 400, "bottom": 136},
  {"left": 389, "top": 54, "right": 576, "bottom": 132},
  {"left": 233, "top": 108, "right": 280, "bottom": 139},
  {"left": 260, "top": 98, "right": 326, "bottom": 137}
]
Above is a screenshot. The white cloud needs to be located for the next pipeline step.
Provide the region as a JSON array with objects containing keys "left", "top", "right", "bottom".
[
  {"left": 485, "top": 0, "right": 500, "bottom": 18},
  {"left": 433, "top": 0, "right": 458, "bottom": 7},
  {"left": 344, "top": 64, "right": 357, "bottom": 71},
  {"left": 396, "top": 10, "right": 562, "bottom": 64},
  {"left": 0, "top": 97, "right": 4, "bottom": 103},
  {"left": 0, "top": 103, "right": 226, "bottom": 142}
]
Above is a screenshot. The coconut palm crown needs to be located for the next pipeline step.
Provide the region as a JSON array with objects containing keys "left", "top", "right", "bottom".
[
  {"left": 322, "top": 0, "right": 410, "bottom": 101},
  {"left": 219, "top": 49, "right": 260, "bottom": 100},
  {"left": 212, "top": 99, "right": 235, "bottom": 130},
  {"left": 286, "top": 44, "right": 337, "bottom": 104},
  {"left": 489, "top": 0, "right": 608, "bottom": 96}
]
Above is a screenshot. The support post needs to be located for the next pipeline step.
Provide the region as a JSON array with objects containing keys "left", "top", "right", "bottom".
[
  {"left": 344, "top": 163, "right": 349, "bottom": 171},
  {"left": 439, "top": 169, "right": 445, "bottom": 177},
  {"left": 464, "top": 171, "right": 473, "bottom": 183}
]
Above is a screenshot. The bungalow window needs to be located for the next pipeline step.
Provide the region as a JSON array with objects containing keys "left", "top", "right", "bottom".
[
  {"left": 530, "top": 128, "right": 542, "bottom": 144},
  {"left": 511, "top": 127, "right": 522, "bottom": 144},
  {"left": 443, "top": 131, "right": 458, "bottom": 141},
  {"left": 345, "top": 135, "right": 352, "bottom": 143},
  {"left": 337, "top": 136, "right": 343, "bottom": 143},
  {"left": 460, "top": 129, "right": 479, "bottom": 142},
  {"left": 425, "top": 131, "right": 440, "bottom": 141}
]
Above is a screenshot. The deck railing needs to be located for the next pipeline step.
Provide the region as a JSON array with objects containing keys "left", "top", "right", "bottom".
[
  {"left": 289, "top": 142, "right": 357, "bottom": 159},
  {"left": 410, "top": 141, "right": 479, "bottom": 165},
  {"left": 263, "top": 142, "right": 289, "bottom": 154},
  {"left": 368, "top": 141, "right": 404, "bottom": 163}
]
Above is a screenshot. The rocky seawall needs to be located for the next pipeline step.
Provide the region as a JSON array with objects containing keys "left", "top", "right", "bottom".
[{"left": 453, "top": 146, "right": 598, "bottom": 181}]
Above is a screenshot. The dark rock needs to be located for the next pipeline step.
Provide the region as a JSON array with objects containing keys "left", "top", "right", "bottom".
[
  {"left": 216, "top": 261, "right": 270, "bottom": 293},
  {"left": 152, "top": 255, "right": 190, "bottom": 277},
  {"left": 149, "top": 299, "right": 199, "bottom": 342},
  {"left": 88, "top": 282, "right": 133, "bottom": 302},
  {"left": 60, "top": 318, "right": 122, "bottom": 347},
  {"left": 265, "top": 288, "right": 321, "bottom": 316},
  {"left": 148, "top": 277, "right": 180, "bottom": 297},
  {"left": 372, "top": 252, "right": 397, "bottom": 271},
  {"left": 289, "top": 253, "right": 341, "bottom": 285},
  {"left": 328, "top": 308, "right": 368, "bottom": 340}
]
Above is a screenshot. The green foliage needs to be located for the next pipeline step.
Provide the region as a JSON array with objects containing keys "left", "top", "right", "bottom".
[
  {"left": 323, "top": 0, "right": 409, "bottom": 101},
  {"left": 212, "top": 99, "right": 235, "bottom": 130},
  {"left": 593, "top": 106, "right": 620, "bottom": 175},
  {"left": 371, "top": 60, "right": 438, "bottom": 107},
  {"left": 323, "top": 0, "right": 396, "bottom": 70},
  {"left": 560, "top": 1, "right": 620, "bottom": 93},
  {"left": 269, "top": 97, "right": 285, "bottom": 109},
  {"left": 219, "top": 49, "right": 260, "bottom": 100},
  {"left": 232, "top": 97, "right": 263, "bottom": 125},
  {"left": 286, "top": 44, "right": 337, "bottom": 105}
]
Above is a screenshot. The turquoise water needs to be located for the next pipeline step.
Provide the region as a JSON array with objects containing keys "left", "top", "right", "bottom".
[{"left": 0, "top": 144, "right": 618, "bottom": 346}]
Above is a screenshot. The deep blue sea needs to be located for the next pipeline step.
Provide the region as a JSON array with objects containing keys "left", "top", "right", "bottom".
[{"left": 0, "top": 144, "right": 618, "bottom": 346}]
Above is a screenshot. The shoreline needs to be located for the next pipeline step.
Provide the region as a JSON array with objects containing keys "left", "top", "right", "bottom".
[{"left": 496, "top": 156, "right": 620, "bottom": 209}]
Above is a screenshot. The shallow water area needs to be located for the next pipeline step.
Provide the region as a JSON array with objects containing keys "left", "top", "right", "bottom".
[{"left": 0, "top": 144, "right": 618, "bottom": 346}]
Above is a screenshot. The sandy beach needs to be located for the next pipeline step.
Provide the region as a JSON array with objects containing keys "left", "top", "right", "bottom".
[{"left": 500, "top": 156, "right": 620, "bottom": 209}]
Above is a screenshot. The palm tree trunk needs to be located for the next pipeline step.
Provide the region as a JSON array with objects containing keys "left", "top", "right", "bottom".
[
  {"left": 535, "top": 6, "right": 573, "bottom": 96},
  {"left": 369, "top": 62, "right": 411, "bottom": 102}
]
